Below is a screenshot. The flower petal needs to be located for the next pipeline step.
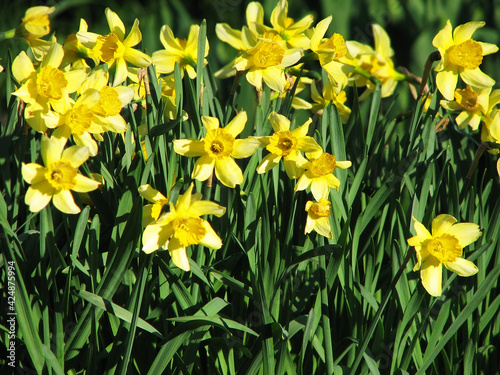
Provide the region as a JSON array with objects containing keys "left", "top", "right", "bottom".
[
  {"left": 189, "top": 201, "right": 226, "bottom": 217},
  {"left": 105, "top": 8, "right": 125, "bottom": 40},
  {"left": 52, "top": 189, "right": 80, "bottom": 214},
  {"left": 452, "top": 21, "right": 484, "bottom": 45},
  {"left": 12, "top": 52, "right": 35, "bottom": 83},
  {"left": 214, "top": 157, "right": 243, "bottom": 188},
  {"left": 169, "top": 244, "right": 191, "bottom": 271},
  {"left": 123, "top": 19, "right": 142, "bottom": 47},
  {"left": 142, "top": 221, "right": 174, "bottom": 253},
  {"left": 431, "top": 214, "right": 457, "bottom": 237},
  {"left": 173, "top": 139, "right": 205, "bottom": 157},
  {"left": 412, "top": 216, "right": 432, "bottom": 240},
  {"left": 22, "top": 163, "right": 46, "bottom": 184},
  {"left": 432, "top": 20, "right": 453, "bottom": 50},
  {"left": 138, "top": 184, "right": 167, "bottom": 203},
  {"left": 460, "top": 68, "right": 496, "bottom": 89},
  {"left": 232, "top": 137, "right": 260, "bottom": 158},
  {"left": 25, "top": 184, "right": 52, "bottom": 212},
  {"left": 310, "top": 178, "right": 330, "bottom": 201},
  {"left": 436, "top": 69, "right": 459, "bottom": 101},
  {"left": 201, "top": 116, "right": 220, "bottom": 131},
  {"left": 257, "top": 153, "right": 281, "bottom": 174},
  {"left": 269, "top": 111, "right": 290, "bottom": 132},
  {"left": 444, "top": 258, "right": 478, "bottom": 277},
  {"left": 62, "top": 145, "right": 90, "bottom": 168},
  {"left": 199, "top": 221, "right": 223, "bottom": 249},
  {"left": 262, "top": 66, "right": 286, "bottom": 93},
  {"left": 224, "top": 111, "right": 248, "bottom": 138},
  {"left": 447, "top": 223, "right": 482, "bottom": 247},
  {"left": 420, "top": 256, "right": 442, "bottom": 296},
  {"left": 72, "top": 174, "right": 101, "bottom": 193},
  {"left": 124, "top": 47, "right": 152, "bottom": 68},
  {"left": 192, "top": 154, "right": 215, "bottom": 181}
]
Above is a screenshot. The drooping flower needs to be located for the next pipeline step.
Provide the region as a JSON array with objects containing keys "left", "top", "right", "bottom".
[
  {"left": 432, "top": 20, "right": 498, "bottom": 101},
  {"left": 21, "top": 127, "right": 100, "bottom": 214},
  {"left": 295, "top": 152, "right": 351, "bottom": 200},
  {"left": 77, "top": 8, "right": 152, "bottom": 86},
  {"left": 152, "top": 24, "right": 208, "bottom": 79},
  {"left": 255, "top": 111, "right": 322, "bottom": 178},
  {"left": 407, "top": 214, "right": 481, "bottom": 296},
  {"left": 440, "top": 86, "right": 490, "bottom": 130},
  {"left": 141, "top": 183, "right": 226, "bottom": 271},
  {"left": 305, "top": 198, "right": 333, "bottom": 239},
  {"left": 310, "top": 80, "right": 351, "bottom": 123},
  {"left": 15, "top": 6, "right": 55, "bottom": 40},
  {"left": 173, "top": 111, "right": 260, "bottom": 188},
  {"left": 12, "top": 43, "right": 87, "bottom": 132}
]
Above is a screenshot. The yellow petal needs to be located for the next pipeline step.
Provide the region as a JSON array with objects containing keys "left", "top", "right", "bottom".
[
  {"left": 444, "top": 258, "right": 478, "bottom": 277},
  {"left": 201, "top": 116, "right": 220, "bottom": 131},
  {"left": 12, "top": 52, "right": 35, "bottom": 83},
  {"left": 295, "top": 173, "right": 311, "bottom": 192},
  {"left": 192, "top": 154, "right": 215, "bottom": 181},
  {"left": 412, "top": 216, "right": 432, "bottom": 240},
  {"left": 72, "top": 174, "right": 101, "bottom": 193},
  {"left": 478, "top": 42, "right": 499, "bottom": 56},
  {"left": 62, "top": 145, "right": 90, "bottom": 168},
  {"left": 25, "top": 184, "right": 53, "bottom": 212},
  {"left": 447, "top": 223, "right": 481, "bottom": 247},
  {"left": 436, "top": 69, "right": 459, "bottom": 101},
  {"left": 420, "top": 256, "right": 442, "bottom": 296},
  {"left": 269, "top": 111, "right": 290, "bottom": 132},
  {"left": 214, "top": 157, "right": 243, "bottom": 188},
  {"left": 257, "top": 153, "right": 281, "bottom": 174},
  {"left": 142, "top": 221, "right": 174, "bottom": 253},
  {"left": 190, "top": 200, "right": 226, "bottom": 217},
  {"left": 138, "top": 184, "right": 167, "bottom": 203},
  {"left": 105, "top": 8, "right": 125, "bottom": 40},
  {"left": 215, "top": 24, "right": 246, "bottom": 51},
  {"left": 22, "top": 163, "right": 46, "bottom": 184},
  {"left": 124, "top": 47, "right": 152, "bottom": 68},
  {"left": 262, "top": 66, "right": 286, "bottom": 93},
  {"left": 431, "top": 214, "right": 457, "bottom": 237},
  {"left": 432, "top": 20, "right": 453, "bottom": 50},
  {"left": 336, "top": 160, "right": 352, "bottom": 169},
  {"left": 452, "top": 21, "right": 484, "bottom": 45},
  {"left": 224, "top": 111, "right": 248, "bottom": 138},
  {"left": 113, "top": 58, "right": 128, "bottom": 86},
  {"left": 372, "top": 24, "right": 393, "bottom": 58},
  {"left": 53, "top": 189, "right": 80, "bottom": 214},
  {"left": 291, "top": 119, "right": 312, "bottom": 138},
  {"left": 42, "top": 42, "right": 64, "bottom": 68},
  {"left": 169, "top": 243, "right": 191, "bottom": 271},
  {"left": 232, "top": 138, "right": 260, "bottom": 159},
  {"left": 73, "top": 133, "right": 98, "bottom": 157},
  {"left": 310, "top": 178, "right": 330, "bottom": 201},
  {"left": 309, "top": 16, "right": 332, "bottom": 51},
  {"left": 199, "top": 221, "right": 223, "bottom": 249},
  {"left": 312, "top": 216, "right": 334, "bottom": 239},
  {"left": 173, "top": 139, "right": 205, "bottom": 156},
  {"left": 246, "top": 69, "right": 264, "bottom": 91},
  {"left": 123, "top": 19, "right": 142, "bottom": 47},
  {"left": 460, "top": 68, "right": 496, "bottom": 89},
  {"left": 283, "top": 156, "right": 304, "bottom": 179}
]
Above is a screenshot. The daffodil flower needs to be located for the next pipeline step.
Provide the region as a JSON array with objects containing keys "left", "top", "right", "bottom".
[
  {"left": 407, "top": 214, "right": 481, "bottom": 297},
  {"left": 233, "top": 33, "right": 302, "bottom": 93},
  {"left": 141, "top": 183, "right": 226, "bottom": 271},
  {"left": 440, "top": 86, "right": 490, "bottom": 130},
  {"left": 432, "top": 20, "right": 498, "bottom": 101},
  {"left": 173, "top": 111, "right": 260, "bottom": 188},
  {"left": 152, "top": 25, "right": 208, "bottom": 79},
  {"left": 295, "top": 152, "right": 351, "bottom": 200},
  {"left": 77, "top": 8, "right": 152, "bottom": 86},
  {"left": 305, "top": 198, "right": 333, "bottom": 239},
  {"left": 21, "top": 127, "right": 101, "bottom": 214},
  {"left": 347, "top": 24, "right": 406, "bottom": 99},
  {"left": 138, "top": 184, "right": 170, "bottom": 227},
  {"left": 12, "top": 42, "right": 87, "bottom": 132},
  {"left": 255, "top": 111, "right": 322, "bottom": 178},
  {"left": 15, "top": 6, "right": 55, "bottom": 40},
  {"left": 310, "top": 80, "right": 351, "bottom": 123}
]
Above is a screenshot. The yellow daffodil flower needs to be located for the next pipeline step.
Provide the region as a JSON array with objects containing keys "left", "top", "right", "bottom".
[
  {"left": 152, "top": 24, "right": 208, "bottom": 79},
  {"left": 347, "top": 24, "right": 406, "bottom": 99},
  {"left": 62, "top": 19, "right": 99, "bottom": 70},
  {"left": 138, "top": 184, "right": 170, "bottom": 227},
  {"left": 77, "top": 8, "right": 152, "bottom": 86},
  {"left": 12, "top": 43, "right": 87, "bottom": 132},
  {"left": 440, "top": 86, "right": 490, "bottom": 130},
  {"left": 260, "top": 0, "right": 313, "bottom": 49},
  {"left": 141, "top": 183, "right": 226, "bottom": 271},
  {"left": 173, "top": 111, "right": 260, "bottom": 188},
  {"left": 432, "top": 20, "right": 498, "bottom": 101},
  {"left": 407, "top": 214, "right": 481, "bottom": 297},
  {"left": 255, "top": 111, "right": 322, "bottom": 178},
  {"left": 310, "top": 80, "right": 351, "bottom": 123},
  {"left": 295, "top": 152, "right": 351, "bottom": 200},
  {"left": 305, "top": 198, "right": 333, "bottom": 239},
  {"left": 21, "top": 127, "right": 100, "bottom": 214},
  {"left": 15, "top": 6, "right": 55, "bottom": 40},
  {"left": 233, "top": 33, "right": 302, "bottom": 93}
]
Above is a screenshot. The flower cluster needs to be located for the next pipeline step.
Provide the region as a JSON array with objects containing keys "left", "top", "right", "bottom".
[{"left": 3, "top": 3, "right": 493, "bottom": 294}]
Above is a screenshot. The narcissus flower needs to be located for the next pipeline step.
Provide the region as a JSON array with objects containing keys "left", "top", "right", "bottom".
[
  {"left": 15, "top": 6, "right": 55, "bottom": 40},
  {"left": 152, "top": 25, "right": 208, "bottom": 79},
  {"left": 407, "top": 214, "right": 481, "bottom": 297},
  {"left": 305, "top": 198, "right": 333, "bottom": 239},
  {"left": 432, "top": 20, "right": 498, "bottom": 101},
  {"left": 12, "top": 43, "right": 87, "bottom": 132},
  {"left": 295, "top": 152, "right": 351, "bottom": 200},
  {"left": 173, "top": 111, "right": 260, "bottom": 188},
  {"left": 141, "top": 183, "right": 226, "bottom": 271},
  {"left": 233, "top": 33, "right": 302, "bottom": 93},
  {"left": 21, "top": 127, "right": 101, "bottom": 214},
  {"left": 310, "top": 80, "right": 351, "bottom": 123},
  {"left": 440, "top": 86, "right": 490, "bottom": 130},
  {"left": 77, "top": 8, "right": 152, "bottom": 86},
  {"left": 255, "top": 111, "right": 322, "bottom": 178}
]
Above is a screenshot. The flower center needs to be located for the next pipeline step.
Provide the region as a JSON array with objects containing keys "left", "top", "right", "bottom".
[
  {"left": 94, "top": 33, "right": 125, "bottom": 63},
  {"left": 448, "top": 39, "right": 483, "bottom": 70},
  {"left": 172, "top": 217, "right": 207, "bottom": 247},
  {"left": 251, "top": 40, "right": 285, "bottom": 68},
  {"left": 46, "top": 161, "right": 77, "bottom": 190},
  {"left": 319, "top": 33, "right": 347, "bottom": 60},
  {"left": 94, "top": 86, "right": 122, "bottom": 116},
  {"left": 267, "top": 131, "right": 297, "bottom": 156},
  {"left": 454, "top": 86, "right": 478, "bottom": 110},
  {"left": 204, "top": 128, "right": 234, "bottom": 159},
  {"left": 36, "top": 66, "right": 67, "bottom": 100},
  {"left": 67, "top": 105, "right": 94, "bottom": 135},
  {"left": 309, "top": 153, "right": 336, "bottom": 177},
  {"left": 426, "top": 234, "right": 462, "bottom": 263}
]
